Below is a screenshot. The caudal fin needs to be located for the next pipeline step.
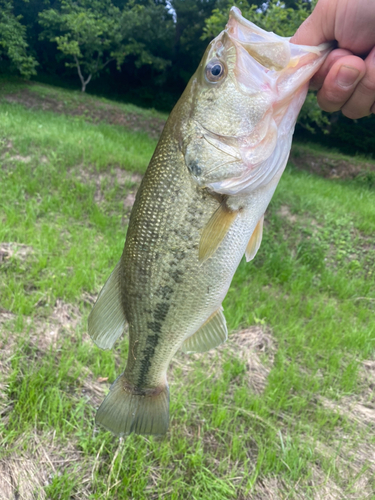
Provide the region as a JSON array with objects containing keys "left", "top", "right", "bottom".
[{"left": 95, "top": 374, "right": 170, "bottom": 436}]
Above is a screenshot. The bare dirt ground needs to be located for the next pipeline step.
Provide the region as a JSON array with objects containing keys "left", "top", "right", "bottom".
[
  {"left": 290, "top": 148, "right": 375, "bottom": 181},
  {"left": 4, "top": 87, "right": 166, "bottom": 140}
]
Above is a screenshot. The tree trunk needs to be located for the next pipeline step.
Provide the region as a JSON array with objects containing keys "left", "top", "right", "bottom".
[{"left": 74, "top": 55, "right": 92, "bottom": 92}]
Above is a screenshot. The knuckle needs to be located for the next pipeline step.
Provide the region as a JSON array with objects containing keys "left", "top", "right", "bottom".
[
  {"left": 341, "top": 107, "right": 369, "bottom": 120},
  {"left": 317, "top": 92, "right": 342, "bottom": 113},
  {"left": 357, "top": 77, "right": 375, "bottom": 97}
]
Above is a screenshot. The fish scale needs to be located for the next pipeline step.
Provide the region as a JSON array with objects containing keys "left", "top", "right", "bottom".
[
  {"left": 122, "top": 130, "right": 222, "bottom": 388},
  {"left": 88, "top": 6, "right": 331, "bottom": 436}
]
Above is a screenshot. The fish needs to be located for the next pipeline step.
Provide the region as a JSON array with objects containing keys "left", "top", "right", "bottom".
[{"left": 88, "top": 7, "right": 331, "bottom": 436}]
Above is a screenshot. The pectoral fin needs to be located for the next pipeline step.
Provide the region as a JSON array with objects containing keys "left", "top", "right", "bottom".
[
  {"left": 88, "top": 260, "right": 126, "bottom": 349},
  {"left": 181, "top": 307, "right": 228, "bottom": 354},
  {"left": 245, "top": 215, "right": 264, "bottom": 262},
  {"left": 199, "top": 202, "right": 238, "bottom": 262}
]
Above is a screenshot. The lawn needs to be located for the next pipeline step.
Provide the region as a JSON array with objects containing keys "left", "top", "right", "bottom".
[{"left": 1, "top": 79, "right": 375, "bottom": 499}]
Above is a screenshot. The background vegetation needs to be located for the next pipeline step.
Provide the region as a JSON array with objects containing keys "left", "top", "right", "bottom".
[
  {"left": 1, "top": 77, "right": 375, "bottom": 499},
  {"left": 1, "top": 0, "right": 374, "bottom": 155}
]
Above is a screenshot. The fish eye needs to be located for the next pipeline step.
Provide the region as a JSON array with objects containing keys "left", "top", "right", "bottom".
[{"left": 205, "top": 59, "right": 226, "bottom": 83}]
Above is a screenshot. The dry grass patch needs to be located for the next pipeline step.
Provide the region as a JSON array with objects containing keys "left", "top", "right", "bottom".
[
  {"left": 71, "top": 165, "right": 142, "bottom": 215},
  {"left": 31, "top": 299, "right": 107, "bottom": 407},
  {"left": 0, "top": 242, "right": 34, "bottom": 263},
  {"left": 30, "top": 299, "right": 82, "bottom": 352},
  {"left": 173, "top": 326, "right": 277, "bottom": 396},
  {"left": 0, "top": 433, "right": 91, "bottom": 500},
  {"left": 251, "top": 477, "right": 284, "bottom": 500},
  {"left": 0, "top": 300, "right": 106, "bottom": 499},
  {"left": 229, "top": 327, "right": 277, "bottom": 394},
  {"left": 310, "top": 360, "right": 375, "bottom": 499},
  {"left": 277, "top": 205, "right": 297, "bottom": 224}
]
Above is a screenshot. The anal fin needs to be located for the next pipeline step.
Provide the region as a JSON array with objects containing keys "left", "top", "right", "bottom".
[
  {"left": 199, "top": 202, "right": 238, "bottom": 262},
  {"left": 88, "top": 260, "right": 126, "bottom": 350},
  {"left": 245, "top": 215, "right": 264, "bottom": 262},
  {"left": 181, "top": 307, "right": 228, "bottom": 354}
]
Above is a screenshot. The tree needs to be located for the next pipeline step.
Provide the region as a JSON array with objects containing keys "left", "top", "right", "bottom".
[
  {"left": 0, "top": 0, "right": 38, "bottom": 78},
  {"left": 169, "top": 0, "right": 220, "bottom": 84},
  {"left": 203, "top": 0, "right": 312, "bottom": 40},
  {"left": 203, "top": 0, "right": 329, "bottom": 133},
  {"left": 38, "top": 0, "right": 173, "bottom": 92}
]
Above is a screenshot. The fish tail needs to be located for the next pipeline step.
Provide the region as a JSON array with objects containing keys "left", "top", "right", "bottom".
[{"left": 95, "top": 374, "right": 170, "bottom": 436}]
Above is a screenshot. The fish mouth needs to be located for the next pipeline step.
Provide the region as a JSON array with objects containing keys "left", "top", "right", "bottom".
[
  {"left": 224, "top": 6, "right": 332, "bottom": 95},
  {"left": 227, "top": 6, "right": 292, "bottom": 71}
]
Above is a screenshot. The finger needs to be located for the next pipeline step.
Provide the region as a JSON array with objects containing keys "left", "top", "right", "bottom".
[
  {"left": 316, "top": 55, "right": 366, "bottom": 113},
  {"left": 291, "top": 0, "right": 375, "bottom": 56},
  {"left": 341, "top": 47, "right": 375, "bottom": 119},
  {"left": 310, "top": 48, "right": 353, "bottom": 90},
  {"left": 290, "top": 0, "right": 337, "bottom": 47}
]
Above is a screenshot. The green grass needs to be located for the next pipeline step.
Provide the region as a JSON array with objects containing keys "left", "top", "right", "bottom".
[{"left": 1, "top": 79, "right": 375, "bottom": 499}]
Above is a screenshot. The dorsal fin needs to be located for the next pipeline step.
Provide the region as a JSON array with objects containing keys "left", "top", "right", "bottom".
[
  {"left": 181, "top": 307, "right": 228, "bottom": 354},
  {"left": 199, "top": 202, "right": 238, "bottom": 262},
  {"left": 88, "top": 260, "right": 126, "bottom": 349},
  {"left": 245, "top": 215, "right": 264, "bottom": 262}
]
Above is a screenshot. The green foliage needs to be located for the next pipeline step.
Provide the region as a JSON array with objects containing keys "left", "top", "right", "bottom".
[
  {"left": 39, "top": 0, "right": 173, "bottom": 92},
  {"left": 169, "top": 0, "right": 219, "bottom": 83},
  {"left": 203, "top": 0, "right": 330, "bottom": 134},
  {"left": 298, "top": 91, "right": 330, "bottom": 134},
  {"left": 0, "top": 0, "right": 38, "bottom": 78},
  {"left": 203, "top": 0, "right": 313, "bottom": 39},
  {"left": 301, "top": 112, "right": 375, "bottom": 157}
]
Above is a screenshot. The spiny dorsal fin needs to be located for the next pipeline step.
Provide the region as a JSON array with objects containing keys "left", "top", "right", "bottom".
[
  {"left": 181, "top": 307, "right": 228, "bottom": 354},
  {"left": 88, "top": 260, "right": 126, "bottom": 350},
  {"left": 199, "top": 202, "right": 238, "bottom": 262},
  {"left": 245, "top": 215, "right": 264, "bottom": 262}
]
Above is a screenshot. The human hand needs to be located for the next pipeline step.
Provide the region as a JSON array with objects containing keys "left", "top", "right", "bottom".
[{"left": 291, "top": 0, "right": 375, "bottom": 119}]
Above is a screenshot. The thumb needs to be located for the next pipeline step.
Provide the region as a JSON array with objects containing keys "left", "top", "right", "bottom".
[{"left": 291, "top": 10, "right": 330, "bottom": 47}]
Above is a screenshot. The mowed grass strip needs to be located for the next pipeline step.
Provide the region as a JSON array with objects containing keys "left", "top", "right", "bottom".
[{"left": 1, "top": 80, "right": 375, "bottom": 499}]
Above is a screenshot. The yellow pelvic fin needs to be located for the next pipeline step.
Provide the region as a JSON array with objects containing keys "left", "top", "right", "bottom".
[
  {"left": 181, "top": 307, "right": 228, "bottom": 354},
  {"left": 95, "top": 374, "right": 169, "bottom": 436},
  {"left": 88, "top": 260, "right": 126, "bottom": 350},
  {"left": 245, "top": 215, "right": 264, "bottom": 262},
  {"left": 199, "top": 202, "right": 238, "bottom": 262}
]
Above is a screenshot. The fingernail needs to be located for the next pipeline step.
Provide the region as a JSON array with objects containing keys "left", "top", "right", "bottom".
[{"left": 337, "top": 66, "right": 360, "bottom": 88}]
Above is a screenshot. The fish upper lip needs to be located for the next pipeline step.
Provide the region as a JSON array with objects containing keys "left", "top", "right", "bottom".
[
  {"left": 226, "top": 6, "right": 332, "bottom": 73},
  {"left": 228, "top": 6, "right": 280, "bottom": 41}
]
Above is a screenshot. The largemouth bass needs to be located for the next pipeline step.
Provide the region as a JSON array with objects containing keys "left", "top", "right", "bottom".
[{"left": 88, "top": 7, "right": 330, "bottom": 436}]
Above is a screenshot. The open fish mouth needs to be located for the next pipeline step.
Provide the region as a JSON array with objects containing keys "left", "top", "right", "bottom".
[
  {"left": 224, "top": 6, "right": 332, "bottom": 96},
  {"left": 227, "top": 6, "right": 293, "bottom": 71}
]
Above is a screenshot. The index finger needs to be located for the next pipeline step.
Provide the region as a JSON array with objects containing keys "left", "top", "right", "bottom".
[{"left": 309, "top": 49, "right": 354, "bottom": 90}]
